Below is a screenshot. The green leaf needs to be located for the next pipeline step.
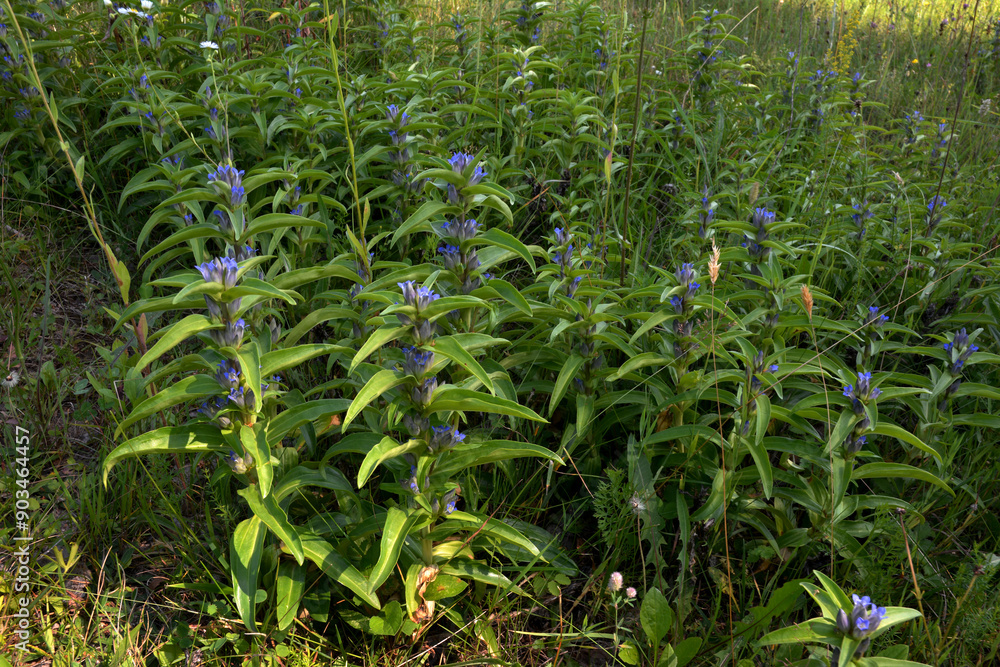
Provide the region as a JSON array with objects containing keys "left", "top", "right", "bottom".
[
  {"left": 115, "top": 374, "right": 221, "bottom": 437},
  {"left": 439, "top": 561, "right": 522, "bottom": 594},
  {"left": 273, "top": 465, "right": 355, "bottom": 502},
  {"left": 260, "top": 344, "right": 339, "bottom": 378},
  {"left": 433, "top": 439, "right": 562, "bottom": 478},
  {"left": 275, "top": 560, "right": 305, "bottom": 631},
  {"left": 342, "top": 370, "right": 408, "bottom": 431},
  {"left": 487, "top": 278, "right": 532, "bottom": 316},
  {"left": 869, "top": 423, "right": 942, "bottom": 462},
  {"left": 104, "top": 424, "right": 227, "bottom": 486},
  {"left": 550, "top": 354, "right": 585, "bottom": 417},
  {"left": 423, "top": 574, "right": 468, "bottom": 601},
  {"left": 852, "top": 463, "right": 953, "bottom": 495},
  {"left": 268, "top": 399, "right": 352, "bottom": 444},
  {"left": 227, "top": 277, "right": 298, "bottom": 305},
  {"left": 295, "top": 527, "right": 379, "bottom": 608},
  {"left": 358, "top": 437, "right": 423, "bottom": 487},
  {"left": 431, "top": 336, "right": 495, "bottom": 394},
  {"left": 231, "top": 516, "right": 267, "bottom": 632},
  {"left": 349, "top": 326, "right": 408, "bottom": 374},
  {"left": 238, "top": 483, "right": 304, "bottom": 565},
  {"left": 427, "top": 387, "right": 546, "bottom": 422},
  {"left": 240, "top": 424, "right": 273, "bottom": 498},
  {"left": 242, "top": 212, "right": 325, "bottom": 238},
  {"left": 133, "top": 314, "right": 217, "bottom": 374},
  {"left": 866, "top": 659, "right": 930, "bottom": 667},
  {"left": 368, "top": 507, "right": 419, "bottom": 593},
  {"left": 138, "top": 224, "right": 225, "bottom": 265},
  {"left": 673, "top": 637, "right": 702, "bottom": 667},
  {"left": 446, "top": 510, "right": 541, "bottom": 558},
  {"left": 283, "top": 306, "right": 358, "bottom": 346},
  {"left": 392, "top": 200, "right": 459, "bottom": 245},
  {"left": 640, "top": 587, "right": 673, "bottom": 647},
  {"left": 237, "top": 342, "right": 262, "bottom": 418},
  {"left": 757, "top": 617, "right": 834, "bottom": 646},
  {"left": 476, "top": 227, "right": 536, "bottom": 271}
]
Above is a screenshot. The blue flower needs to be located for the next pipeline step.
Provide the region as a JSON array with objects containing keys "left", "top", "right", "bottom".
[
  {"left": 401, "top": 346, "right": 435, "bottom": 378},
  {"left": 398, "top": 281, "right": 441, "bottom": 310},
  {"left": 195, "top": 256, "right": 239, "bottom": 289}
]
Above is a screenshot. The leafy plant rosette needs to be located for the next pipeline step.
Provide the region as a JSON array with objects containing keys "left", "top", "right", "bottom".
[{"left": 759, "top": 572, "right": 926, "bottom": 667}]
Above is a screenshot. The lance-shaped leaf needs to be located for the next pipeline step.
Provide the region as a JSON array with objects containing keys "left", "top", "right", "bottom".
[
  {"left": 240, "top": 423, "right": 273, "bottom": 497},
  {"left": 433, "top": 440, "right": 563, "bottom": 478},
  {"left": 430, "top": 336, "right": 495, "bottom": 394},
  {"left": 349, "top": 326, "right": 408, "bottom": 374},
  {"left": 368, "top": 507, "right": 420, "bottom": 594},
  {"left": 358, "top": 437, "right": 424, "bottom": 487},
  {"left": 115, "top": 374, "right": 222, "bottom": 437},
  {"left": 231, "top": 516, "right": 267, "bottom": 632},
  {"left": 427, "top": 387, "right": 546, "bottom": 422},
  {"left": 241, "top": 212, "right": 325, "bottom": 238},
  {"left": 294, "top": 527, "right": 380, "bottom": 608},
  {"left": 139, "top": 223, "right": 226, "bottom": 265},
  {"left": 275, "top": 560, "right": 305, "bottom": 632},
  {"left": 273, "top": 465, "right": 355, "bottom": 503},
  {"left": 133, "top": 314, "right": 218, "bottom": 374},
  {"left": 342, "top": 370, "right": 409, "bottom": 431},
  {"left": 852, "top": 462, "right": 953, "bottom": 495},
  {"left": 475, "top": 227, "right": 535, "bottom": 271},
  {"left": 238, "top": 484, "right": 304, "bottom": 565},
  {"left": 268, "top": 399, "right": 352, "bottom": 445},
  {"left": 550, "top": 354, "right": 586, "bottom": 417},
  {"left": 260, "top": 343, "right": 340, "bottom": 378},
  {"left": 104, "top": 424, "right": 228, "bottom": 486}
]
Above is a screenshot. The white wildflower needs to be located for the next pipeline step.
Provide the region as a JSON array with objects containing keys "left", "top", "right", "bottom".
[
  {"left": 200, "top": 41, "right": 219, "bottom": 50},
  {"left": 608, "top": 571, "right": 623, "bottom": 592},
  {"left": 140, "top": 0, "right": 153, "bottom": 9}
]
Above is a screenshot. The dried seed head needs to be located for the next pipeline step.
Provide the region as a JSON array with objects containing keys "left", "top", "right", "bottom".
[
  {"left": 801, "top": 284, "right": 814, "bottom": 321},
  {"left": 1, "top": 370, "right": 19, "bottom": 389},
  {"left": 748, "top": 181, "right": 760, "bottom": 207},
  {"left": 892, "top": 171, "right": 904, "bottom": 187},
  {"left": 708, "top": 241, "right": 721, "bottom": 285}
]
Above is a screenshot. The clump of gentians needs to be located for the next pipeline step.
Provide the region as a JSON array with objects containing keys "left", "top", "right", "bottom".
[
  {"left": 446, "top": 150, "right": 487, "bottom": 207},
  {"left": 393, "top": 282, "right": 463, "bottom": 526},
  {"left": 573, "top": 299, "right": 604, "bottom": 397},
  {"left": 697, "top": 188, "right": 715, "bottom": 239},
  {"left": 902, "top": 110, "right": 923, "bottom": 151},
  {"left": 850, "top": 200, "right": 872, "bottom": 239},
  {"left": 671, "top": 263, "right": 701, "bottom": 366},
  {"left": 741, "top": 350, "right": 778, "bottom": 436},
  {"left": 939, "top": 328, "right": 979, "bottom": 412},
  {"left": 438, "top": 222, "right": 485, "bottom": 297},
  {"left": 857, "top": 305, "right": 889, "bottom": 368},
  {"left": 926, "top": 195, "right": 947, "bottom": 234},
  {"left": 746, "top": 207, "right": 774, "bottom": 268},
  {"left": 842, "top": 372, "right": 881, "bottom": 454},
  {"left": 832, "top": 594, "right": 887, "bottom": 661},
  {"left": 692, "top": 10, "right": 722, "bottom": 107},
  {"left": 551, "top": 226, "right": 583, "bottom": 296},
  {"left": 930, "top": 121, "right": 949, "bottom": 164}
]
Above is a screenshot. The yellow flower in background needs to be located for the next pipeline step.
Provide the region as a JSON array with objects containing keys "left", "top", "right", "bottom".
[{"left": 912, "top": 58, "right": 919, "bottom": 64}]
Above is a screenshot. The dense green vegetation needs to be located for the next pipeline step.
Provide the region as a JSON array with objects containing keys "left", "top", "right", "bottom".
[{"left": 2, "top": 0, "right": 1000, "bottom": 664}]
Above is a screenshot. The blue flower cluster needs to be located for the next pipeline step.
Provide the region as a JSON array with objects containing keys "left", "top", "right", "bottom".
[
  {"left": 834, "top": 594, "right": 887, "bottom": 659},
  {"left": 207, "top": 164, "right": 245, "bottom": 208}
]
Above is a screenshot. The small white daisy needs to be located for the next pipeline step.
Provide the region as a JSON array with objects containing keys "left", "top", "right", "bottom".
[
  {"left": 140, "top": 0, "right": 153, "bottom": 9},
  {"left": 103, "top": 0, "right": 112, "bottom": 6},
  {"left": 200, "top": 40, "right": 219, "bottom": 50},
  {"left": 2, "top": 370, "right": 20, "bottom": 388}
]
